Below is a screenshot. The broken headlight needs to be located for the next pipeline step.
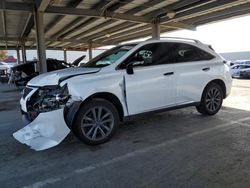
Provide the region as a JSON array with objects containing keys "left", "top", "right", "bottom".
[
  {"left": 36, "top": 83, "right": 70, "bottom": 111},
  {"left": 26, "top": 84, "right": 71, "bottom": 121}
]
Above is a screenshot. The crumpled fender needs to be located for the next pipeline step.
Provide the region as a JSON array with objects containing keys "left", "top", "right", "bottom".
[{"left": 13, "top": 109, "right": 70, "bottom": 151}]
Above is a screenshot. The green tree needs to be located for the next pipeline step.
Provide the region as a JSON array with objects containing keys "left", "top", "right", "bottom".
[{"left": 0, "top": 50, "right": 7, "bottom": 61}]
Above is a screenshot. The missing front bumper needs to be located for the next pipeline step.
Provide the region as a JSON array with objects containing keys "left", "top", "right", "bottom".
[{"left": 13, "top": 108, "right": 70, "bottom": 151}]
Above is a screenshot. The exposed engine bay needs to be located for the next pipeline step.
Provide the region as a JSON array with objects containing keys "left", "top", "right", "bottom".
[{"left": 25, "top": 84, "right": 70, "bottom": 121}]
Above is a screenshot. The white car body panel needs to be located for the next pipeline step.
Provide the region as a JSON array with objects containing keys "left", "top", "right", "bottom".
[
  {"left": 28, "top": 67, "right": 100, "bottom": 86},
  {"left": 175, "top": 59, "right": 229, "bottom": 104},
  {"left": 61, "top": 69, "right": 128, "bottom": 116},
  {"left": 123, "top": 64, "right": 175, "bottom": 114},
  {"left": 13, "top": 39, "right": 232, "bottom": 150},
  {"left": 13, "top": 109, "right": 70, "bottom": 151},
  {"left": 20, "top": 87, "right": 38, "bottom": 112}
]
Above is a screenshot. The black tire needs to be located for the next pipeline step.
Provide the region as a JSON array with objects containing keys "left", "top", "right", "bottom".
[
  {"left": 196, "top": 83, "right": 223, "bottom": 115},
  {"left": 73, "top": 98, "right": 119, "bottom": 145}
]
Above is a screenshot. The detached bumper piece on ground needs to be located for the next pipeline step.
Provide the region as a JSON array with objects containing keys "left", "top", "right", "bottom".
[{"left": 13, "top": 109, "right": 70, "bottom": 151}]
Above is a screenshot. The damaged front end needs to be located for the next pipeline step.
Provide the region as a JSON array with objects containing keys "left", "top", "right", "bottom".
[{"left": 13, "top": 84, "right": 73, "bottom": 151}]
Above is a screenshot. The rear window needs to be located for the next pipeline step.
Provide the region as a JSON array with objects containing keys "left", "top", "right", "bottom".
[{"left": 167, "top": 43, "right": 215, "bottom": 63}]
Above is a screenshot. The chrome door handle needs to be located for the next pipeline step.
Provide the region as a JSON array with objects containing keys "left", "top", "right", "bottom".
[
  {"left": 202, "top": 67, "right": 210, "bottom": 71},
  {"left": 163, "top": 72, "right": 174, "bottom": 76}
]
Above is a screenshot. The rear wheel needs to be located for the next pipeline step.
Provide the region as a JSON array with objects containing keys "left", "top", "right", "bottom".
[
  {"left": 196, "top": 83, "right": 223, "bottom": 115},
  {"left": 73, "top": 99, "right": 119, "bottom": 145}
]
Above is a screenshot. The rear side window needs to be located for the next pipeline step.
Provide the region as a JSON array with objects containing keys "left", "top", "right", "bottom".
[
  {"left": 168, "top": 43, "right": 215, "bottom": 63},
  {"left": 119, "top": 42, "right": 215, "bottom": 69}
]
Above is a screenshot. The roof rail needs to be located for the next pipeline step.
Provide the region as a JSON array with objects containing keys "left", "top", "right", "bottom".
[{"left": 147, "top": 37, "right": 202, "bottom": 44}]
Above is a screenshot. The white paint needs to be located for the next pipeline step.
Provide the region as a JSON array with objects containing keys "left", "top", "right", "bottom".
[
  {"left": 13, "top": 109, "right": 70, "bottom": 151},
  {"left": 20, "top": 87, "right": 38, "bottom": 112},
  {"left": 125, "top": 64, "right": 175, "bottom": 114},
  {"left": 27, "top": 67, "right": 100, "bottom": 86}
]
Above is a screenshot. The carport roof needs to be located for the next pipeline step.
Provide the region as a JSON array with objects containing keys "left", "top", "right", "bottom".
[{"left": 0, "top": 0, "right": 250, "bottom": 51}]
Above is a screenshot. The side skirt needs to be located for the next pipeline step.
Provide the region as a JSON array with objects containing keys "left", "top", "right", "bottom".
[{"left": 123, "top": 102, "right": 200, "bottom": 122}]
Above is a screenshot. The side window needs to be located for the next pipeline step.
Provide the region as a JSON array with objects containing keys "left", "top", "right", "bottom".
[
  {"left": 240, "top": 65, "right": 245, "bottom": 69},
  {"left": 168, "top": 43, "right": 215, "bottom": 63},
  {"left": 232, "top": 66, "right": 237, "bottom": 69},
  {"left": 134, "top": 49, "right": 153, "bottom": 66},
  {"left": 241, "top": 65, "right": 250, "bottom": 69},
  {"left": 119, "top": 43, "right": 171, "bottom": 68}
]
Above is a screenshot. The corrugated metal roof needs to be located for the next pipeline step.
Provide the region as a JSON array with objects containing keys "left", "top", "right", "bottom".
[{"left": 0, "top": 0, "right": 250, "bottom": 50}]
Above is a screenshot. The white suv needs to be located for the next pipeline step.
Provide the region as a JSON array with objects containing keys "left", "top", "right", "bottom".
[{"left": 14, "top": 38, "right": 232, "bottom": 150}]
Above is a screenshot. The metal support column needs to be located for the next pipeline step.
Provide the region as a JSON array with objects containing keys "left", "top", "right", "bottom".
[
  {"left": 34, "top": 10, "right": 47, "bottom": 73},
  {"left": 88, "top": 42, "right": 93, "bottom": 61},
  {"left": 16, "top": 48, "right": 20, "bottom": 64},
  {"left": 151, "top": 23, "right": 160, "bottom": 39},
  {"left": 21, "top": 43, "right": 27, "bottom": 63},
  {"left": 63, "top": 49, "right": 67, "bottom": 62}
]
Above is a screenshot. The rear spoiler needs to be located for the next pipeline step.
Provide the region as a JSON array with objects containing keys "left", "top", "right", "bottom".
[{"left": 207, "top": 44, "right": 214, "bottom": 51}]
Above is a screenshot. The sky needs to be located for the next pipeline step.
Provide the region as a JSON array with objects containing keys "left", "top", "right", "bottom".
[
  {"left": 163, "top": 15, "right": 250, "bottom": 53},
  {"left": 7, "top": 14, "right": 250, "bottom": 62}
]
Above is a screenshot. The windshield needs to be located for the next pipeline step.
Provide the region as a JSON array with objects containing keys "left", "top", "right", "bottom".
[{"left": 81, "top": 44, "right": 136, "bottom": 68}]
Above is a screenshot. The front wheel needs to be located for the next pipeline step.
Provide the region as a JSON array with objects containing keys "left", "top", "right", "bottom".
[
  {"left": 196, "top": 83, "right": 223, "bottom": 115},
  {"left": 73, "top": 99, "right": 119, "bottom": 145}
]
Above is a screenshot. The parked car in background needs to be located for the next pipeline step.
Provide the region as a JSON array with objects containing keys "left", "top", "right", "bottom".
[
  {"left": 230, "top": 64, "right": 250, "bottom": 77},
  {"left": 231, "top": 60, "right": 250, "bottom": 66},
  {"left": 0, "top": 61, "right": 16, "bottom": 74},
  {"left": 10, "top": 55, "right": 85, "bottom": 87},
  {"left": 239, "top": 68, "right": 250, "bottom": 78},
  {"left": 13, "top": 38, "right": 232, "bottom": 151}
]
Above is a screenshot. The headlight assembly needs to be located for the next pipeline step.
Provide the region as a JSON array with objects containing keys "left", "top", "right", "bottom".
[
  {"left": 39, "top": 84, "right": 70, "bottom": 110},
  {"left": 27, "top": 84, "right": 71, "bottom": 118}
]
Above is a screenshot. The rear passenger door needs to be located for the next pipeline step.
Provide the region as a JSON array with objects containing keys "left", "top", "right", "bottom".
[{"left": 168, "top": 42, "right": 216, "bottom": 104}]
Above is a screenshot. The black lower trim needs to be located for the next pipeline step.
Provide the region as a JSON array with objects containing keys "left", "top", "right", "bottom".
[
  {"left": 64, "top": 101, "right": 82, "bottom": 129},
  {"left": 20, "top": 110, "right": 32, "bottom": 126},
  {"left": 123, "top": 102, "right": 200, "bottom": 122}
]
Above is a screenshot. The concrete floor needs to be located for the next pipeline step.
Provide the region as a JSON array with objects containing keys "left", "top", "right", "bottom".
[{"left": 0, "top": 79, "right": 250, "bottom": 188}]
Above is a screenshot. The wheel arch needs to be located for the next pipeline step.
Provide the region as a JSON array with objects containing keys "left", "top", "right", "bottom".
[
  {"left": 204, "top": 79, "right": 226, "bottom": 98},
  {"left": 64, "top": 92, "right": 125, "bottom": 129},
  {"left": 81, "top": 92, "right": 124, "bottom": 121}
]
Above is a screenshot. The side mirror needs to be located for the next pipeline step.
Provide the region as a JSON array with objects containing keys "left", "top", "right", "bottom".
[{"left": 126, "top": 63, "right": 134, "bottom": 75}]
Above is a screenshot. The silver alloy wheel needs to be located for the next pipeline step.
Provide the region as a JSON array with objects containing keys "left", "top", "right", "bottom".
[
  {"left": 81, "top": 106, "right": 114, "bottom": 141},
  {"left": 205, "top": 87, "right": 222, "bottom": 112}
]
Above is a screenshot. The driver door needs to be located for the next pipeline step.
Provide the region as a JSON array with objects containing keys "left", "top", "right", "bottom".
[{"left": 123, "top": 43, "right": 175, "bottom": 115}]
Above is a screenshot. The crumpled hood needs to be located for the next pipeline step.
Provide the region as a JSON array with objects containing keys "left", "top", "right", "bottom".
[{"left": 27, "top": 67, "right": 100, "bottom": 86}]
